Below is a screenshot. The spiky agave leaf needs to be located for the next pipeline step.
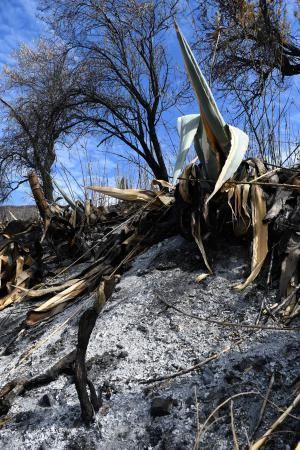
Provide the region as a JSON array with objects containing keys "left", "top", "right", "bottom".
[
  {"left": 173, "top": 114, "right": 200, "bottom": 184},
  {"left": 175, "top": 24, "right": 249, "bottom": 189},
  {"left": 175, "top": 22, "right": 230, "bottom": 154},
  {"left": 206, "top": 125, "right": 249, "bottom": 203}
]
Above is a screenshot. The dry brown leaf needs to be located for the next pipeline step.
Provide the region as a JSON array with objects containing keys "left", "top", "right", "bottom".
[
  {"left": 86, "top": 186, "right": 156, "bottom": 202},
  {"left": 70, "top": 208, "right": 77, "bottom": 228},
  {"left": 226, "top": 187, "right": 236, "bottom": 219},
  {"left": 234, "top": 184, "right": 242, "bottom": 218},
  {"left": 26, "top": 279, "right": 88, "bottom": 326},
  {"left": 14, "top": 279, "right": 80, "bottom": 298},
  {"left": 0, "top": 270, "right": 31, "bottom": 310},
  {"left": 15, "top": 256, "right": 24, "bottom": 284},
  {"left": 0, "top": 290, "right": 23, "bottom": 310},
  {"left": 178, "top": 157, "right": 198, "bottom": 204},
  {"left": 235, "top": 185, "right": 268, "bottom": 290},
  {"left": 191, "top": 212, "right": 212, "bottom": 274},
  {"left": 195, "top": 273, "right": 210, "bottom": 283},
  {"left": 242, "top": 184, "right": 251, "bottom": 220},
  {"left": 233, "top": 184, "right": 251, "bottom": 236}
]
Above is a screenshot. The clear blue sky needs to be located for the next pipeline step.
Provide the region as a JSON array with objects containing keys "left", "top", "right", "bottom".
[{"left": 0, "top": 0, "right": 43, "bottom": 67}]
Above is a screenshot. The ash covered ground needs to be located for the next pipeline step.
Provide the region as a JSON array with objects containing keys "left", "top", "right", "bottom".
[{"left": 0, "top": 236, "right": 299, "bottom": 449}]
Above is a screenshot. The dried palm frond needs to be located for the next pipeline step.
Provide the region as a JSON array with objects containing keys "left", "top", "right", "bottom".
[{"left": 85, "top": 186, "right": 173, "bottom": 207}]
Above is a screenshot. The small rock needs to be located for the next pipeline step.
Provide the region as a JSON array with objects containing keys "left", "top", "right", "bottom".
[
  {"left": 147, "top": 425, "right": 163, "bottom": 446},
  {"left": 155, "top": 261, "right": 177, "bottom": 271},
  {"left": 185, "top": 396, "right": 194, "bottom": 407},
  {"left": 38, "top": 443, "right": 48, "bottom": 450},
  {"left": 137, "top": 324, "right": 148, "bottom": 333},
  {"left": 137, "top": 269, "right": 149, "bottom": 276},
  {"left": 201, "top": 367, "right": 214, "bottom": 385},
  {"left": 38, "top": 393, "right": 56, "bottom": 407},
  {"left": 150, "top": 396, "right": 173, "bottom": 417},
  {"left": 188, "top": 290, "right": 197, "bottom": 298},
  {"left": 14, "top": 411, "right": 30, "bottom": 423}
]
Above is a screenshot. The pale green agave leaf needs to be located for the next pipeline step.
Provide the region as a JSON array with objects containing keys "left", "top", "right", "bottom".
[
  {"left": 194, "top": 120, "right": 220, "bottom": 180},
  {"left": 175, "top": 23, "right": 230, "bottom": 153},
  {"left": 173, "top": 114, "right": 200, "bottom": 184},
  {"left": 174, "top": 24, "right": 249, "bottom": 196},
  {"left": 206, "top": 125, "right": 249, "bottom": 204}
]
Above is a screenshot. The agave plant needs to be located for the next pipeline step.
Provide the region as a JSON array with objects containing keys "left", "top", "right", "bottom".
[
  {"left": 86, "top": 25, "right": 268, "bottom": 290},
  {"left": 173, "top": 23, "right": 249, "bottom": 203},
  {"left": 173, "top": 24, "right": 272, "bottom": 288}
]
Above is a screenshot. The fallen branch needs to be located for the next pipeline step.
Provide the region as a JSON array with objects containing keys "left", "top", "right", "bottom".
[
  {"left": 250, "top": 371, "right": 275, "bottom": 440},
  {"left": 230, "top": 400, "right": 240, "bottom": 450},
  {"left": 74, "top": 307, "right": 101, "bottom": 423}
]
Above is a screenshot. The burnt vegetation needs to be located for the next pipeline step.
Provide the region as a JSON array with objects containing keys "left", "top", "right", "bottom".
[{"left": 0, "top": 1, "right": 299, "bottom": 449}]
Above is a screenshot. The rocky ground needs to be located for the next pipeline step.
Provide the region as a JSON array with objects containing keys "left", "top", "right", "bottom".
[{"left": 0, "top": 235, "right": 299, "bottom": 449}]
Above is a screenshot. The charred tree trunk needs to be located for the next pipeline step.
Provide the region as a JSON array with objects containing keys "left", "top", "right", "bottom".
[
  {"left": 40, "top": 169, "right": 54, "bottom": 203},
  {"left": 40, "top": 148, "right": 55, "bottom": 203},
  {"left": 28, "top": 171, "right": 52, "bottom": 222},
  {"left": 149, "top": 122, "right": 169, "bottom": 182}
]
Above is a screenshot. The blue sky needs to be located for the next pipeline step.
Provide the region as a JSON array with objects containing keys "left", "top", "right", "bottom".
[
  {"left": 0, "top": 0, "right": 43, "bottom": 67},
  {"left": 0, "top": 0, "right": 299, "bottom": 204},
  {"left": 0, "top": 0, "right": 44, "bottom": 204}
]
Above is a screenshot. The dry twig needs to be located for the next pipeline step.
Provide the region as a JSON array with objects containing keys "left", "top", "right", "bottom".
[
  {"left": 193, "top": 391, "right": 259, "bottom": 450},
  {"left": 230, "top": 400, "right": 240, "bottom": 450},
  {"left": 250, "top": 392, "right": 300, "bottom": 450},
  {"left": 250, "top": 371, "right": 275, "bottom": 440},
  {"left": 158, "top": 297, "right": 300, "bottom": 331},
  {"left": 139, "top": 345, "right": 232, "bottom": 384}
]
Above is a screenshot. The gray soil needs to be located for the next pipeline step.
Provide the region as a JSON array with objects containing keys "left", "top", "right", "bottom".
[{"left": 0, "top": 235, "right": 299, "bottom": 449}]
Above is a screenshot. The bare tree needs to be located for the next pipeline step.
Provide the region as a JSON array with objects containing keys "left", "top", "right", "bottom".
[
  {"left": 191, "top": 0, "right": 300, "bottom": 164},
  {"left": 195, "top": 0, "right": 300, "bottom": 100},
  {"left": 0, "top": 40, "right": 84, "bottom": 202},
  {"left": 40, "top": 0, "right": 188, "bottom": 181}
]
